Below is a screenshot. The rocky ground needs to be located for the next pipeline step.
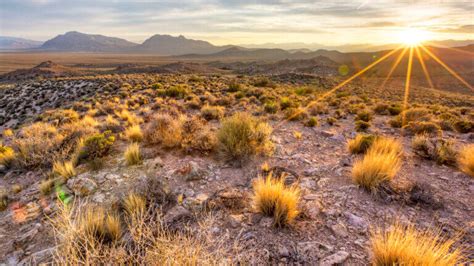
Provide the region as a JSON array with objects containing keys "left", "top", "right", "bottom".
[{"left": 0, "top": 72, "right": 473, "bottom": 264}]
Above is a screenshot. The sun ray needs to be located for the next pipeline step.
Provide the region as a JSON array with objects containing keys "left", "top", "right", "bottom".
[
  {"left": 420, "top": 44, "right": 474, "bottom": 91},
  {"left": 402, "top": 47, "right": 414, "bottom": 128},
  {"left": 415, "top": 46, "right": 434, "bottom": 90},
  {"left": 279, "top": 46, "right": 403, "bottom": 125},
  {"left": 380, "top": 47, "right": 408, "bottom": 89},
  {"left": 425, "top": 41, "right": 474, "bottom": 57}
]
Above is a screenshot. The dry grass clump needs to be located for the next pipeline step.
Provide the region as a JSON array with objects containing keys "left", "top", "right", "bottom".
[
  {"left": 124, "top": 125, "right": 143, "bottom": 142},
  {"left": 115, "top": 109, "right": 143, "bottom": 125},
  {"left": 458, "top": 144, "right": 474, "bottom": 177},
  {"left": 53, "top": 160, "right": 76, "bottom": 179},
  {"left": 371, "top": 223, "right": 466, "bottom": 265},
  {"left": 124, "top": 143, "right": 142, "bottom": 166},
  {"left": 77, "top": 131, "right": 115, "bottom": 163},
  {"left": 52, "top": 201, "right": 230, "bottom": 265},
  {"left": 144, "top": 113, "right": 183, "bottom": 148},
  {"left": 40, "top": 109, "right": 80, "bottom": 125},
  {"left": 102, "top": 115, "right": 124, "bottom": 133},
  {"left": 123, "top": 193, "right": 146, "bottom": 217},
  {"left": 252, "top": 174, "right": 300, "bottom": 227},
  {"left": 347, "top": 134, "right": 376, "bottom": 154},
  {"left": 352, "top": 137, "right": 402, "bottom": 191},
  {"left": 412, "top": 135, "right": 457, "bottom": 165},
  {"left": 39, "top": 179, "right": 55, "bottom": 195},
  {"left": 181, "top": 116, "right": 217, "bottom": 153},
  {"left": 403, "top": 121, "right": 442, "bottom": 136},
  {"left": 0, "top": 188, "right": 8, "bottom": 211},
  {"left": 201, "top": 105, "right": 225, "bottom": 121},
  {"left": 217, "top": 112, "right": 273, "bottom": 163},
  {"left": 285, "top": 107, "right": 308, "bottom": 121}
]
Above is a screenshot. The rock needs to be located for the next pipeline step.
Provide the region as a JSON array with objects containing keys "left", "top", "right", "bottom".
[
  {"left": 330, "top": 223, "right": 348, "bottom": 238},
  {"left": 184, "top": 193, "right": 209, "bottom": 211},
  {"left": 305, "top": 202, "right": 321, "bottom": 220},
  {"left": 0, "top": 164, "right": 6, "bottom": 173},
  {"left": 320, "top": 130, "right": 335, "bottom": 137},
  {"left": 19, "top": 247, "right": 55, "bottom": 264},
  {"left": 177, "top": 161, "right": 209, "bottom": 181},
  {"left": 330, "top": 134, "right": 345, "bottom": 142},
  {"left": 145, "top": 157, "right": 164, "bottom": 171},
  {"left": 67, "top": 176, "right": 97, "bottom": 196},
  {"left": 345, "top": 212, "right": 368, "bottom": 231},
  {"left": 259, "top": 217, "right": 274, "bottom": 227},
  {"left": 163, "top": 205, "right": 191, "bottom": 226},
  {"left": 320, "top": 251, "right": 349, "bottom": 266},
  {"left": 296, "top": 241, "right": 334, "bottom": 262},
  {"left": 228, "top": 214, "right": 243, "bottom": 228},
  {"left": 303, "top": 167, "right": 319, "bottom": 176},
  {"left": 278, "top": 245, "right": 290, "bottom": 257},
  {"left": 92, "top": 192, "right": 106, "bottom": 203}
]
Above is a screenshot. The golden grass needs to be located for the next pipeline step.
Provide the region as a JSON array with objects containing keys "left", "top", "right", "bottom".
[
  {"left": 124, "top": 143, "right": 142, "bottom": 166},
  {"left": 458, "top": 144, "right": 474, "bottom": 177},
  {"left": 3, "top": 129, "right": 13, "bottom": 137},
  {"left": 252, "top": 174, "right": 300, "bottom": 227},
  {"left": 144, "top": 113, "right": 183, "bottom": 148},
  {"left": 116, "top": 109, "right": 143, "bottom": 125},
  {"left": 39, "top": 179, "right": 55, "bottom": 195},
  {"left": 123, "top": 193, "right": 146, "bottom": 217},
  {"left": 371, "top": 223, "right": 466, "bottom": 265},
  {"left": 201, "top": 105, "right": 225, "bottom": 120},
  {"left": 347, "top": 134, "right": 376, "bottom": 154},
  {"left": 52, "top": 160, "right": 76, "bottom": 179},
  {"left": 351, "top": 137, "right": 402, "bottom": 191},
  {"left": 217, "top": 112, "right": 273, "bottom": 163},
  {"left": 124, "top": 125, "right": 143, "bottom": 142},
  {"left": 52, "top": 201, "right": 229, "bottom": 265}
]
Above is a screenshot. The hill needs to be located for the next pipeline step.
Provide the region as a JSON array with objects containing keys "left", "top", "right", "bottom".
[
  {"left": 0, "top": 60, "right": 82, "bottom": 81},
  {"left": 133, "top": 34, "right": 231, "bottom": 55},
  {"left": 40, "top": 31, "right": 137, "bottom": 52},
  {"left": 0, "top": 36, "right": 43, "bottom": 50}
]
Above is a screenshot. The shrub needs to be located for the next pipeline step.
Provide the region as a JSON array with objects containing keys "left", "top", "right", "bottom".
[
  {"left": 228, "top": 81, "right": 241, "bottom": 92},
  {"left": 347, "top": 134, "right": 376, "bottom": 154},
  {"left": 308, "top": 102, "right": 329, "bottom": 115},
  {"left": 355, "top": 110, "right": 372, "bottom": 122},
  {"left": 124, "top": 125, "right": 143, "bottom": 142},
  {"left": 264, "top": 101, "right": 279, "bottom": 114},
  {"left": 77, "top": 132, "right": 115, "bottom": 162},
  {"left": 355, "top": 120, "right": 371, "bottom": 132},
  {"left": 453, "top": 120, "right": 473, "bottom": 133},
  {"left": 387, "top": 105, "right": 402, "bottom": 115},
  {"left": 144, "top": 113, "right": 183, "bottom": 148},
  {"left": 0, "top": 144, "right": 15, "bottom": 167},
  {"left": 102, "top": 115, "right": 123, "bottom": 133},
  {"left": 115, "top": 109, "right": 143, "bottom": 126},
  {"left": 0, "top": 188, "right": 8, "bottom": 211},
  {"left": 181, "top": 116, "right": 217, "bottom": 153},
  {"left": 391, "top": 107, "right": 431, "bottom": 128},
  {"left": 373, "top": 103, "right": 389, "bottom": 115},
  {"left": 201, "top": 105, "right": 225, "bottom": 121},
  {"left": 252, "top": 174, "right": 300, "bottom": 227},
  {"left": 253, "top": 77, "right": 275, "bottom": 88},
  {"left": 3, "top": 129, "right": 13, "bottom": 137},
  {"left": 53, "top": 161, "right": 76, "bottom": 179},
  {"left": 435, "top": 140, "right": 457, "bottom": 165},
  {"left": 326, "top": 117, "right": 337, "bottom": 125},
  {"left": 279, "top": 97, "right": 294, "bottom": 110},
  {"left": 403, "top": 121, "right": 441, "bottom": 136},
  {"left": 458, "top": 144, "right": 474, "bottom": 177},
  {"left": 412, "top": 134, "right": 432, "bottom": 159},
  {"left": 12, "top": 122, "right": 64, "bottom": 169},
  {"left": 217, "top": 112, "right": 273, "bottom": 163},
  {"left": 285, "top": 107, "right": 308, "bottom": 121},
  {"left": 159, "top": 85, "right": 189, "bottom": 99},
  {"left": 371, "top": 223, "right": 466, "bottom": 265},
  {"left": 40, "top": 109, "right": 80, "bottom": 125},
  {"left": 351, "top": 137, "right": 402, "bottom": 191},
  {"left": 124, "top": 143, "right": 142, "bottom": 166},
  {"left": 305, "top": 117, "right": 318, "bottom": 127}
]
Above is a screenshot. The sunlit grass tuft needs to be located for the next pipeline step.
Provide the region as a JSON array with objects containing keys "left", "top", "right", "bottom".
[
  {"left": 252, "top": 174, "right": 300, "bottom": 227},
  {"left": 53, "top": 160, "right": 76, "bottom": 179},
  {"left": 124, "top": 143, "right": 142, "bottom": 166},
  {"left": 347, "top": 134, "right": 376, "bottom": 154},
  {"left": 458, "top": 144, "right": 474, "bottom": 177},
  {"left": 371, "top": 223, "right": 466, "bottom": 265},
  {"left": 124, "top": 125, "right": 143, "bottom": 142}
]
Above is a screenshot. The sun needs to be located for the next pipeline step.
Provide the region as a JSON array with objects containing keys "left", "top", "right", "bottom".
[{"left": 397, "top": 28, "right": 430, "bottom": 46}]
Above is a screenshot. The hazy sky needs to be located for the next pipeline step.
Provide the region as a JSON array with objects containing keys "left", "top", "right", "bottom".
[{"left": 0, "top": 0, "right": 472, "bottom": 45}]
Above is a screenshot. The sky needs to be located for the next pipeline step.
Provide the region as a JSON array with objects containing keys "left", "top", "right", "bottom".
[{"left": 0, "top": 0, "right": 472, "bottom": 46}]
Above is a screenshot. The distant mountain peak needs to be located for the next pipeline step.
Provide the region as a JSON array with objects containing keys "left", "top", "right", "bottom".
[{"left": 40, "top": 31, "right": 137, "bottom": 52}]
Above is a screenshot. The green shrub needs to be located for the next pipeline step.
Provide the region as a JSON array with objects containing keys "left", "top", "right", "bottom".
[
  {"left": 355, "top": 120, "right": 371, "bottom": 132},
  {"left": 305, "top": 117, "right": 318, "bottom": 127},
  {"left": 279, "top": 97, "right": 294, "bottom": 110},
  {"left": 78, "top": 131, "right": 115, "bottom": 162},
  {"left": 217, "top": 113, "right": 273, "bottom": 163},
  {"left": 264, "top": 102, "right": 279, "bottom": 114}
]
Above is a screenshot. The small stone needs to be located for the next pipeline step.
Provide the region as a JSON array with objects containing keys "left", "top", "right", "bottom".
[
  {"left": 145, "top": 157, "right": 163, "bottom": 170},
  {"left": 177, "top": 161, "right": 209, "bottom": 181},
  {"left": 296, "top": 241, "right": 334, "bottom": 262},
  {"left": 320, "top": 251, "right": 349, "bottom": 266},
  {"left": 163, "top": 205, "right": 191, "bottom": 226},
  {"left": 259, "top": 217, "right": 274, "bottom": 227},
  {"left": 330, "top": 223, "right": 348, "bottom": 238},
  {"left": 345, "top": 212, "right": 368, "bottom": 231},
  {"left": 229, "top": 214, "right": 243, "bottom": 228},
  {"left": 278, "top": 245, "right": 290, "bottom": 257},
  {"left": 67, "top": 176, "right": 97, "bottom": 196},
  {"left": 320, "top": 130, "right": 335, "bottom": 137}
]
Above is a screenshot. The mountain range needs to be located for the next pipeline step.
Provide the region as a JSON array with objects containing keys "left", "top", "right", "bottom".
[{"left": 1, "top": 31, "right": 473, "bottom": 59}]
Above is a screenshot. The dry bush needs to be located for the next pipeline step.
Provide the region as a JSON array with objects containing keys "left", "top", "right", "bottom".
[
  {"left": 371, "top": 223, "right": 466, "bottom": 265},
  {"left": 123, "top": 193, "right": 146, "bottom": 217},
  {"left": 390, "top": 107, "right": 432, "bottom": 128},
  {"left": 39, "top": 179, "right": 55, "bottom": 195},
  {"left": 458, "top": 144, "right": 474, "bottom": 177},
  {"left": 40, "top": 109, "right": 80, "bottom": 125},
  {"left": 11, "top": 122, "right": 64, "bottom": 169},
  {"left": 115, "top": 109, "right": 143, "bottom": 125},
  {"left": 181, "top": 116, "right": 217, "bottom": 153},
  {"left": 201, "top": 105, "right": 225, "bottom": 121},
  {"left": 0, "top": 188, "right": 8, "bottom": 211},
  {"left": 124, "top": 125, "right": 143, "bottom": 142},
  {"left": 101, "top": 115, "right": 124, "bottom": 133},
  {"left": 53, "top": 161, "right": 76, "bottom": 179},
  {"left": 124, "top": 143, "right": 142, "bottom": 166},
  {"left": 52, "top": 201, "right": 231, "bottom": 265},
  {"left": 285, "top": 107, "right": 308, "bottom": 121},
  {"left": 144, "top": 113, "right": 183, "bottom": 148},
  {"left": 412, "top": 135, "right": 457, "bottom": 165},
  {"left": 76, "top": 132, "right": 115, "bottom": 163},
  {"left": 403, "top": 121, "right": 442, "bottom": 136},
  {"left": 352, "top": 137, "right": 402, "bottom": 191},
  {"left": 252, "top": 174, "right": 300, "bottom": 227},
  {"left": 217, "top": 112, "right": 273, "bottom": 163},
  {"left": 308, "top": 102, "right": 329, "bottom": 115},
  {"left": 347, "top": 134, "right": 376, "bottom": 154}
]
